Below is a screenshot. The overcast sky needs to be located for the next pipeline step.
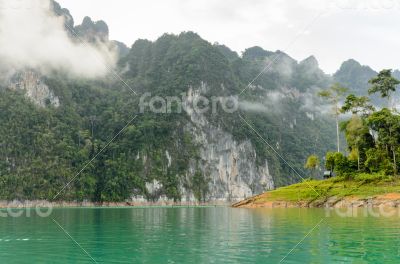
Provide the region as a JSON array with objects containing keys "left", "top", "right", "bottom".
[{"left": 58, "top": 0, "right": 400, "bottom": 74}]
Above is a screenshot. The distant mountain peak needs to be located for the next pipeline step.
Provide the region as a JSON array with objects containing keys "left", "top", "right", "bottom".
[
  {"left": 335, "top": 59, "right": 375, "bottom": 75},
  {"left": 300, "top": 56, "right": 319, "bottom": 68},
  {"left": 242, "top": 46, "right": 274, "bottom": 60},
  {"left": 333, "top": 58, "right": 377, "bottom": 99},
  {"left": 346, "top": 58, "right": 360, "bottom": 64},
  {"left": 338, "top": 59, "right": 379, "bottom": 74},
  {"left": 75, "top": 16, "right": 109, "bottom": 42},
  {"left": 51, "top": 0, "right": 74, "bottom": 31}
]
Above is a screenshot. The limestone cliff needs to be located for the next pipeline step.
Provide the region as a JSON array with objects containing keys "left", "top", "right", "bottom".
[
  {"left": 8, "top": 70, "right": 60, "bottom": 108},
  {"left": 183, "top": 87, "right": 274, "bottom": 202},
  {"left": 134, "top": 86, "right": 275, "bottom": 204}
]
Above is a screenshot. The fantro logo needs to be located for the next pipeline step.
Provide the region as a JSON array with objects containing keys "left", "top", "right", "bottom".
[
  {"left": 139, "top": 92, "right": 239, "bottom": 114},
  {"left": 0, "top": 203, "right": 53, "bottom": 218}
]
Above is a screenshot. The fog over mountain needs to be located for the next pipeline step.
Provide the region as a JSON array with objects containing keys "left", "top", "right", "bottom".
[
  {"left": 0, "top": 0, "right": 398, "bottom": 203},
  {"left": 58, "top": 0, "right": 400, "bottom": 74},
  {"left": 0, "top": 0, "right": 116, "bottom": 79}
]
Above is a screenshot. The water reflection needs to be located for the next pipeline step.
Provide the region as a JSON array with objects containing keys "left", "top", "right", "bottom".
[{"left": 0, "top": 207, "right": 399, "bottom": 263}]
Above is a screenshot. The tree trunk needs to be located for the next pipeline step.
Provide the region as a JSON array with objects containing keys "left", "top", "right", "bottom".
[
  {"left": 393, "top": 148, "right": 397, "bottom": 175},
  {"left": 335, "top": 113, "right": 340, "bottom": 153}
]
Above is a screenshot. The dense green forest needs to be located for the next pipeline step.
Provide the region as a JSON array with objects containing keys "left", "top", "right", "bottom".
[
  {"left": 0, "top": 30, "right": 342, "bottom": 202},
  {"left": 2, "top": 1, "right": 394, "bottom": 203},
  {"left": 318, "top": 69, "right": 400, "bottom": 178}
]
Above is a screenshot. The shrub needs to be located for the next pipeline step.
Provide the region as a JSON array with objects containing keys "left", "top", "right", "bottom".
[
  {"left": 333, "top": 152, "right": 356, "bottom": 177},
  {"left": 364, "top": 148, "right": 393, "bottom": 175},
  {"left": 325, "top": 152, "right": 336, "bottom": 171},
  {"left": 354, "top": 172, "right": 386, "bottom": 183}
]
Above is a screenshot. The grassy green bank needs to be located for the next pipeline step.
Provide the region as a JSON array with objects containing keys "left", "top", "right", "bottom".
[{"left": 233, "top": 173, "right": 400, "bottom": 208}]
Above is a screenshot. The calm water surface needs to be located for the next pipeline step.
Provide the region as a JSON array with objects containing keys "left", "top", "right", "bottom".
[{"left": 0, "top": 207, "right": 399, "bottom": 263}]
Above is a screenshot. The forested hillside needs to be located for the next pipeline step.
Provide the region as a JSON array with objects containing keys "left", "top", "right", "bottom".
[{"left": 1, "top": 1, "right": 394, "bottom": 203}]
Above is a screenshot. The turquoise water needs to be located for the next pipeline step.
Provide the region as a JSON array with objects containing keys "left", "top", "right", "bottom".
[{"left": 0, "top": 207, "right": 399, "bottom": 263}]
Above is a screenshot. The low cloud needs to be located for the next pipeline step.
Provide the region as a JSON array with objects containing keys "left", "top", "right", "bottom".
[
  {"left": 240, "top": 87, "right": 335, "bottom": 118},
  {"left": 239, "top": 101, "right": 269, "bottom": 113},
  {"left": 300, "top": 90, "right": 332, "bottom": 115},
  {"left": 0, "top": 0, "right": 116, "bottom": 79}
]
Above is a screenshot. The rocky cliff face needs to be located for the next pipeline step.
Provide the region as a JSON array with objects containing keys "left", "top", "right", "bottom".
[
  {"left": 183, "top": 87, "right": 274, "bottom": 202},
  {"left": 8, "top": 71, "right": 60, "bottom": 108},
  {"left": 135, "top": 86, "right": 275, "bottom": 204},
  {"left": 184, "top": 124, "right": 274, "bottom": 202}
]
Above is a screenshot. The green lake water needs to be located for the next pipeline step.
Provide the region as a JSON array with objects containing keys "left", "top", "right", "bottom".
[{"left": 0, "top": 207, "right": 399, "bottom": 263}]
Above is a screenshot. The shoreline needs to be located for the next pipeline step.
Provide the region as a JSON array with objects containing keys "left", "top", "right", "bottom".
[
  {"left": 232, "top": 193, "right": 400, "bottom": 208},
  {"left": 233, "top": 175, "right": 400, "bottom": 209},
  {"left": 0, "top": 200, "right": 235, "bottom": 209}
]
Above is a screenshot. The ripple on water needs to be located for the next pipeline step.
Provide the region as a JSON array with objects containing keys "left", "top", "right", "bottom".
[{"left": 0, "top": 207, "right": 400, "bottom": 263}]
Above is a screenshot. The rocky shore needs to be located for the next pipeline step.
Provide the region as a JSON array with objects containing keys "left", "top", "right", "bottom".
[{"left": 232, "top": 193, "right": 400, "bottom": 208}]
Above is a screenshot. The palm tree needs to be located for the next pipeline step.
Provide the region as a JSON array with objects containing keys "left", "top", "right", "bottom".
[{"left": 319, "top": 83, "right": 348, "bottom": 153}]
